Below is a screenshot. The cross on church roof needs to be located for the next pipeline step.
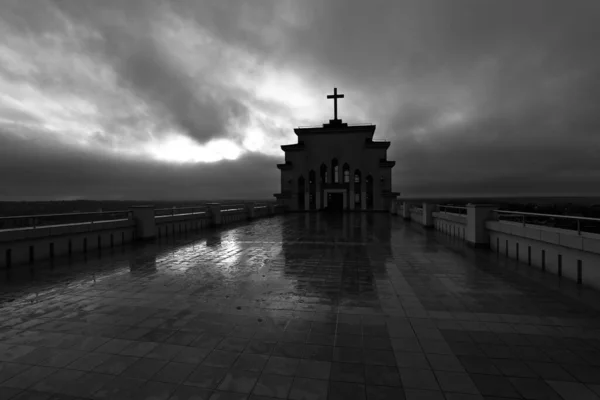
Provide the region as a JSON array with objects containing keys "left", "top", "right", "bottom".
[{"left": 327, "top": 88, "right": 344, "bottom": 121}]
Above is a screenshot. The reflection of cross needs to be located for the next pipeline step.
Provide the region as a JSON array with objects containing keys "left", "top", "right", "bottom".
[{"left": 327, "top": 87, "right": 344, "bottom": 120}]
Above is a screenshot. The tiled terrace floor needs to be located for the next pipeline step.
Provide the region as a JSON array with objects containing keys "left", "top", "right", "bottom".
[{"left": 1, "top": 213, "right": 600, "bottom": 400}]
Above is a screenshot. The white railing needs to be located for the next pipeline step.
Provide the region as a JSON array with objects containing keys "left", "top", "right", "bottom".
[{"left": 493, "top": 210, "right": 600, "bottom": 235}]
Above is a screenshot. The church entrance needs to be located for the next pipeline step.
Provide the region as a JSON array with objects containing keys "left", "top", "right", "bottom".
[{"left": 326, "top": 193, "right": 344, "bottom": 212}]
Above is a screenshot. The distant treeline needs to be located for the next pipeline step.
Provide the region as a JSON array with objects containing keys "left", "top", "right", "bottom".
[{"left": 0, "top": 200, "right": 276, "bottom": 217}]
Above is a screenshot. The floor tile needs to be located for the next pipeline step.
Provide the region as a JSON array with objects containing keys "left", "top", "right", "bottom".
[
  {"left": 508, "top": 377, "right": 562, "bottom": 399},
  {"left": 172, "top": 347, "right": 212, "bottom": 365},
  {"left": 399, "top": 368, "right": 439, "bottom": 390},
  {"left": 252, "top": 374, "right": 293, "bottom": 399},
  {"left": 330, "top": 362, "right": 365, "bottom": 384},
  {"left": 469, "top": 374, "right": 520, "bottom": 398},
  {"left": 263, "top": 356, "right": 299, "bottom": 376},
  {"left": 202, "top": 351, "right": 240, "bottom": 368},
  {"left": 363, "top": 350, "right": 396, "bottom": 366},
  {"left": 233, "top": 354, "right": 270, "bottom": 372},
  {"left": 296, "top": 359, "right": 331, "bottom": 380},
  {"left": 434, "top": 371, "right": 479, "bottom": 394},
  {"left": 217, "top": 369, "right": 260, "bottom": 393},
  {"left": 153, "top": 361, "right": 196, "bottom": 384},
  {"left": 93, "top": 354, "right": 138, "bottom": 375},
  {"left": 327, "top": 381, "right": 366, "bottom": 400},
  {"left": 365, "top": 385, "right": 405, "bottom": 400},
  {"left": 1, "top": 366, "right": 58, "bottom": 390},
  {"left": 185, "top": 365, "right": 229, "bottom": 389},
  {"left": 121, "top": 357, "right": 167, "bottom": 380},
  {"left": 289, "top": 377, "right": 328, "bottom": 400},
  {"left": 403, "top": 389, "right": 445, "bottom": 400},
  {"left": 244, "top": 340, "right": 276, "bottom": 356},
  {"left": 547, "top": 380, "right": 600, "bottom": 400},
  {"left": 303, "top": 345, "right": 333, "bottom": 362},
  {"left": 168, "top": 384, "right": 213, "bottom": 400}
]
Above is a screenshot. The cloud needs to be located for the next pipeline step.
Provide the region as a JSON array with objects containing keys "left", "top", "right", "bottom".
[
  {"left": 0, "top": 129, "right": 279, "bottom": 201},
  {"left": 0, "top": 0, "right": 599, "bottom": 199}
]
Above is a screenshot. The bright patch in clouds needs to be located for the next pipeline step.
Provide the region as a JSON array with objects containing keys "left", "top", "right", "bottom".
[{"left": 147, "top": 135, "right": 243, "bottom": 163}]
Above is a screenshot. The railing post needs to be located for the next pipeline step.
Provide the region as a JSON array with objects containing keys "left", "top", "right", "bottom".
[
  {"left": 245, "top": 202, "right": 256, "bottom": 220},
  {"left": 465, "top": 204, "right": 498, "bottom": 248},
  {"left": 206, "top": 203, "right": 222, "bottom": 227},
  {"left": 577, "top": 219, "right": 581, "bottom": 235},
  {"left": 422, "top": 203, "right": 434, "bottom": 229},
  {"left": 130, "top": 205, "right": 157, "bottom": 241}
]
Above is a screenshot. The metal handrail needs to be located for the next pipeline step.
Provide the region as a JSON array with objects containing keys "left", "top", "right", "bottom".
[
  {"left": 493, "top": 210, "right": 600, "bottom": 236},
  {"left": 437, "top": 205, "right": 468, "bottom": 215},
  {"left": 0, "top": 210, "right": 130, "bottom": 220},
  {"left": 0, "top": 210, "right": 131, "bottom": 230},
  {"left": 154, "top": 206, "right": 207, "bottom": 217}
]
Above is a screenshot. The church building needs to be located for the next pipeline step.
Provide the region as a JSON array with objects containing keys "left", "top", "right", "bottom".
[{"left": 274, "top": 88, "right": 399, "bottom": 212}]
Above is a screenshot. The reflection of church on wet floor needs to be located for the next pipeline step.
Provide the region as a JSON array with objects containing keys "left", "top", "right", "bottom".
[
  {"left": 280, "top": 213, "right": 394, "bottom": 307},
  {"left": 274, "top": 88, "right": 399, "bottom": 212}
]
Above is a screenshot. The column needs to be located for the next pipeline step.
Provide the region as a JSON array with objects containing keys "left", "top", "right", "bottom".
[
  {"left": 304, "top": 188, "right": 309, "bottom": 211},
  {"left": 245, "top": 202, "right": 255, "bottom": 220},
  {"left": 422, "top": 203, "right": 434, "bottom": 228},
  {"left": 360, "top": 181, "right": 366, "bottom": 210},
  {"left": 130, "top": 205, "right": 156, "bottom": 240},
  {"left": 206, "top": 203, "right": 222, "bottom": 227},
  {"left": 465, "top": 204, "right": 497, "bottom": 248},
  {"left": 390, "top": 200, "right": 398, "bottom": 215},
  {"left": 349, "top": 188, "right": 355, "bottom": 210},
  {"left": 316, "top": 180, "right": 321, "bottom": 210},
  {"left": 402, "top": 202, "right": 411, "bottom": 220}
]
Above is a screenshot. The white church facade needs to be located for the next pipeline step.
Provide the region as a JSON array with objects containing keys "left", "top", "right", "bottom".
[{"left": 274, "top": 88, "right": 399, "bottom": 212}]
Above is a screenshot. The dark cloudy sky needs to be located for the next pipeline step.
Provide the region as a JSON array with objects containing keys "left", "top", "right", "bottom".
[{"left": 1, "top": 0, "right": 599, "bottom": 200}]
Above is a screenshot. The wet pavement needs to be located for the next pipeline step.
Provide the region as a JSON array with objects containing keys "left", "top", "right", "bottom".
[{"left": 1, "top": 213, "right": 600, "bottom": 400}]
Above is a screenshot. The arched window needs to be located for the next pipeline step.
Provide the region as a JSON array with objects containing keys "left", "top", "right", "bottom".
[
  {"left": 309, "top": 170, "right": 316, "bottom": 185},
  {"left": 343, "top": 163, "right": 350, "bottom": 183},
  {"left": 354, "top": 170, "right": 361, "bottom": 183},
  {"left": 331, "top": 158, "right": 339, "bottom": 183},
  {"left": 320, "top": 164, "right": 328, "bottom": 183}
]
